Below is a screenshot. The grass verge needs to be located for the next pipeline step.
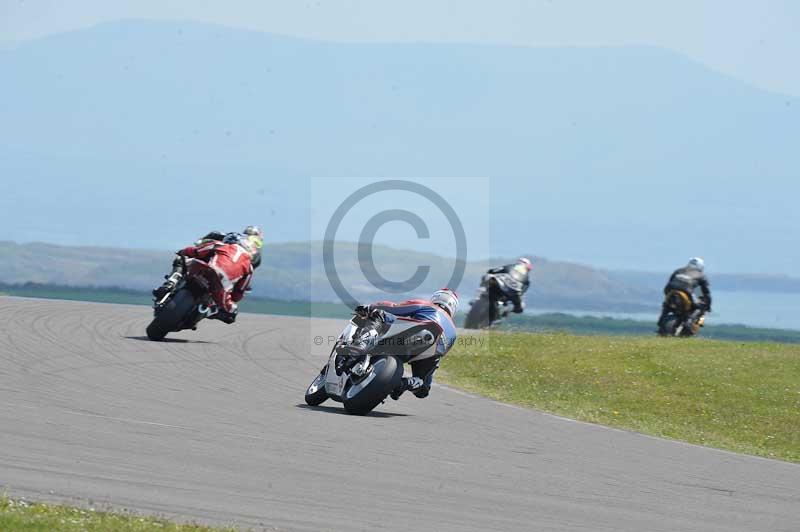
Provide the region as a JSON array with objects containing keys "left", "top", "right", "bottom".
[
  {"left": 440, "top": 332, "right": 800, "bottom": 462},
  {"left": 0, "top": 496, "right": 234, "bottom": 531}
]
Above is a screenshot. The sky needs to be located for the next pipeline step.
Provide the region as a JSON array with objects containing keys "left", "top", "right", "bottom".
[
  {"left": 1, "top": 1, "right": 797, "bottom": 276},
  {"left": 1, "top": 0, "right": 799, "bottom": 97}
]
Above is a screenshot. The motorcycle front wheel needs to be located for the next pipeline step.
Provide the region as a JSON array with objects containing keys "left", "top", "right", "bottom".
[{"left": 304, "top": 369, "right": 329, "bottom": 406}]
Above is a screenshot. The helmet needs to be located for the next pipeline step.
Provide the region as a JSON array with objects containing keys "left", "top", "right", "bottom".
[
  {"left": 241, "top": 226, "right": 265, "bottom": 268},
  {"left": 431, "top": 288, "right": 459, "bottom": 317},
  {"left": 517, "top": 257, "right": 533, "bottom": 271},
  {"left": 687, "top": 257, "right": 705, "bottom": 272},
  {"left": 244, "top": 234, "right": 264, "bottom": 268},
  {"left": 243, "top": 225, "right": 263, "bottom": 238}
]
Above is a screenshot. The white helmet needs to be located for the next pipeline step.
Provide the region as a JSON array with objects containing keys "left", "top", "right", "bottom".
[
  {"left": 687, "top": 257, "right": 705, "bottom": 272},
  {"left": 517, "top": 257, "right": 533, "bottom": 271},
  {"left": 431, "top": 288, "right": 459, "bottom": 317}
]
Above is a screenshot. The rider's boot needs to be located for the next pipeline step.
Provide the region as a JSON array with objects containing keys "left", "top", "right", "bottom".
[
  {"left": 217, "top": 309, "right": 238, "bottom": 324},
  {"left": 390, "top": 377, "right": 424, "bottom": 400},
  {"left": 210, "top": 305, "right": 238, "bottom": 324}
]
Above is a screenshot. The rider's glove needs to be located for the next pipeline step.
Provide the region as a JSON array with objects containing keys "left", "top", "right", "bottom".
[{"left": 368, "top": 308, "right": 387, "bottom": 322}]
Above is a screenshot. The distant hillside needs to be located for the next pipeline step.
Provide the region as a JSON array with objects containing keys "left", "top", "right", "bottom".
[
  {"left": 1, "top": 240, "right": 653, "bottom": 311},
  {"left": 4, "top": 240, "right": 798, "bottom": 312}
]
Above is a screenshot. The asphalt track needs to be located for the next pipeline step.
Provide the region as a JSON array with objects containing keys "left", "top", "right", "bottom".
[{"left": 0, "top": 297, "right": 798, "bottom": 531}]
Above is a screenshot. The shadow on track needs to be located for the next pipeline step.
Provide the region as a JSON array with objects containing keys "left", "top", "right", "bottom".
[
  {"left": 124, "top": 336, "right": 215, "bottom": 344},
  {"left": 295, "top": 404, "right": 410, "bottom": 418}
]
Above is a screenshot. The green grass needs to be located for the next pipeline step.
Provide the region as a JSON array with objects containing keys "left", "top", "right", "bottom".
[
  {"left": 479, "top": 312, "right": 800, "bottom": 344},
  {"left": 0, "top": 496, "right": 234, "bottom": 531},
  {"left": 440, "top": 332, "right": 800, "bottom": 462}
]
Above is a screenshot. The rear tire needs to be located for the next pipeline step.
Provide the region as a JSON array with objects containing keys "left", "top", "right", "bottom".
[
  {"left": 658, "top": 316, "right": 680, "bottom": 337},
  {"left": 304, "top": 370, "right": 329, "bottom": 406},
  {"left": 464, "top": 295, "right": 492, "bottom": 329},
  {"left": 342, "top": 356, "right": 403, "bottom": 415},
  {"left": 146, "top": 288, "right": 196, "bottom": 341},
  {"left": 146, "top": 321, "right": 168, "bottom": 341}
]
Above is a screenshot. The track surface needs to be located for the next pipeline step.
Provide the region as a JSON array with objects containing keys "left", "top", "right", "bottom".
[{"left": 0, "top": 298, "right": 798, "bottom": 531}]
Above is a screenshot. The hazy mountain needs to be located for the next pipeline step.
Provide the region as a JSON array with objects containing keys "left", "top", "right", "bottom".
[
  {"left": 1, "top": 240, "right": 652, "bottom": 311},
  {"left": 2, "top": 20, "right": 798, "bottom": 273}
]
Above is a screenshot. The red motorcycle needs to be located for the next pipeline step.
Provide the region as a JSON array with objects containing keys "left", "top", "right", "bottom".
[{"left": 146, "top": 257, "right": 227, "bottom": 341}]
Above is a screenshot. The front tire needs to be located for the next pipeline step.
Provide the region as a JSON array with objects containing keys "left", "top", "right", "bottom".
[
  {"left": 304, "top": 370, "right": 329, "bottom": 406},
  {"left": 342, "top": 356, "right": 403, "bottom": 415}
]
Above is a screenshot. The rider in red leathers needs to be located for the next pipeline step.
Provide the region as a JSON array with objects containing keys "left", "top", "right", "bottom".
[
  {"left": 153, "top": 227, "right": 264, "bottom": 323},
  {"left": 176, "top": 234, "right": 259, "bottom": 323}
]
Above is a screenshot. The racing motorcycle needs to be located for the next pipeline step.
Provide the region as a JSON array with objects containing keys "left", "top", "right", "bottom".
[
  {"left": 657, "top": 291, "right": 708, "bottom": 337},
  {"left": 304, "top": 313, "right": 439, "bottom": 415},
  {"left": 145, "top": 256, "right": 225, "bottom": 341},
  {"left": 463, "top": 273, "right": 517, "bottom": 329}
]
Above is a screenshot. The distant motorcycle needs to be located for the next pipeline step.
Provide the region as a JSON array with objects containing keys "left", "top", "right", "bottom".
[
  {"left": 146, "top": 256, "right": 225, "bottom": 340},
  {"left": 304, "top": 314, "right": 440, "bottom": 415},
  {"left": 658, "top": 291, "right": 708, "bottom": 337},
  {"left": 463, "top": 273, "right": 517, "bottom": 329}
]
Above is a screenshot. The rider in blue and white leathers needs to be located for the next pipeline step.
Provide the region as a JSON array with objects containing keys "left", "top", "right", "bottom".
[{"left": 354, "top": 288, "right": 459, "bottom": 400}]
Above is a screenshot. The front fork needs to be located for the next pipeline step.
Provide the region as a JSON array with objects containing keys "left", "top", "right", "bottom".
[{"left": 155, "top": 271, "right": 183, "bottom": 307}]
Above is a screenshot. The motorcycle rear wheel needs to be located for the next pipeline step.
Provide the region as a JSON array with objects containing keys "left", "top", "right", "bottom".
[
  {"left": 658, "top": 316, "right": 679, "bottom": 337},
  {"left": 464, "top": 294, "right": 492, "bottom": 329},
  {"left": 146, "top": 288, "right": 196, "bottom": 341},
  {"left": 342, "top": 356, "right": 403, "bottom": 415}
]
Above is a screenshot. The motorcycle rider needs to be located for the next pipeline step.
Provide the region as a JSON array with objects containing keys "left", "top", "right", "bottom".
[
  {"left": 353, "top": 288, "right": 459, "bottom": 400},
  {"left": 152, "top": 225, "right": 264, "bottom": 300},
  {"left": 172, "top": 233, "right": 261, "bottom": 324},
  {"left": 657, "top": 257, "right": 712, "bottom": 330},
  {"left": 484, "top": 257, "right": 533, "bottom": 316},
  {"left": 194, "top": 226, "right": 265, "bottom": 268}
]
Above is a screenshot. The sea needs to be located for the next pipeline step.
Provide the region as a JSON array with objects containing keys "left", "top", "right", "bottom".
[{"left": 530, "top": 290, "right": 800, "bottom": 331}]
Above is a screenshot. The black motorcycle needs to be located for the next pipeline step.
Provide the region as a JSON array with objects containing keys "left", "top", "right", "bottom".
[
  {"left": 658, "top": 290, "right": 708, "bottom": 337},
  {"left": 463, "top": 273, "right": 517, "bottom": 329},
  {"left": 146, "top": 257, "right": 225, "bottom": 341}
]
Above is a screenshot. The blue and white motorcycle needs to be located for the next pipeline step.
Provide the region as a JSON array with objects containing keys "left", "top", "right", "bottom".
[{"left": 304, "top": 313, "right": 441, "bottom": 415}]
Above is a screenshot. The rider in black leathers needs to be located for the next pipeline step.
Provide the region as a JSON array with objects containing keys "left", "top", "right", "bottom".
[
  {"left": 484, "top": 257, "right": 532, "bottom": 317},
  {"left": 657, "top": 257, "right": 712, "bottom": 329}
]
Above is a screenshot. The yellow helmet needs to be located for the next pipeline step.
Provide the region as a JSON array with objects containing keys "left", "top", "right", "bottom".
[{"left": 244, "top": 234, "right": 263, "bottom": 268}]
